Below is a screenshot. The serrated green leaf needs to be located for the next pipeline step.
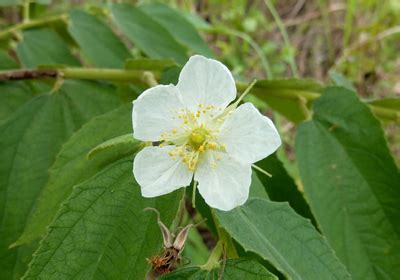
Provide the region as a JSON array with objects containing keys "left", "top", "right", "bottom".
[
  {"left": 16, "top": 28, "right": 80, "bottom": 68},
  {"left": 15, "top": 104, "right": 132, "bottom": 247},
  {"left": 24, "top": 159, "right": 182, "bottom": 279},
  {"left": 295, "top": 87, "right": 400, "bottom": 279},
  {"left": 160, "top": 258, "right": 277, "bottom": 280},
  {"left": 216, "top": 198, "right": 351, "bottom": 280},
  {"left": 254, "top": 154, "right": 315, "bottom": 224},
  {"left": 111, "top": 3, "right": 188, "bottom": 64},
  {"left": 0, "top": 80, "right": 121, "bottom": 279},
  {"left": 0, "top": 82, "right": 35, "bottom": 123},
  {"left": 87, "top": 133, "right": 142, "bottom": 159},
  {"left": 68, "top": 10, "right": 131, "bottom": 68},
  {"left": 140, "top": 3, "right": 213, "bottom": 57},
  {"left": 125, "top": 58, "right": 177, "bottom": 71}
]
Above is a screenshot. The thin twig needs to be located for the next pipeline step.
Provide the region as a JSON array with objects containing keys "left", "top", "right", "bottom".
[{"left": 0, "top": 69, "right": 58, "bottom": 81}]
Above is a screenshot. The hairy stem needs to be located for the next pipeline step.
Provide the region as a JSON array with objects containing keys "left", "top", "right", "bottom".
[
  {"left": 0, "top": 68, "right": 398, "bottom": 122},
  {"left": 201, "top": 241, "right": 223, "bottom": 271},
  {"left": 0, "top": 68, "right": 158, "bottom": 86}
]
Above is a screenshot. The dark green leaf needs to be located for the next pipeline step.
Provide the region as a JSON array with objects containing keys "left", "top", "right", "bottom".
[
  {"left": 160, "top": 66, "right": 181, "bottom": 85},
  {"left": 0, "top": 82, "right": 35, "bottom": 123},
  {"left": 254, "top": 154, "right": 315, "bottom": 224},
  {"left": 249, "top": 172, "right": 269, "bottom": 200},
  {"left": 295, "top": 87, "right": 400, "bottom": 279},
  {"left": 24, "top": 159, "right": 182, "bottom": 279},
  {"left": 140, "top": 3, "right": 213, "bottom": 57},
  {"left": 0, "top": 80, "right": 121, "bottom": 279},
  {"left": 216, "top": 198, "right": 351, "bottom": 280},
  {"left": 160, "top": 258, "right": 277, "bottom": 280},
  {"left": 250, "top": 79, "right": 323, "bottom": 123},
  {"left": 111, "top": 3, "right": 188, "bottom": 64},
  {"left": 0, "top": 49, "right": 18, "bottom": 69},
  {"left": 15, "top": 104, "right": 132, "bottom": 247},
  {"left": 16, "top": 28, "right": 80, "bottom": 68},
  {"left": 125, "top": 58, "right": 177, "bottom": 71},
  {"left": 68, "top": 10, "right": 131, "bottom": 68},
  {"left": 87, "top": 133, "right": 142, "bottom": 160}
]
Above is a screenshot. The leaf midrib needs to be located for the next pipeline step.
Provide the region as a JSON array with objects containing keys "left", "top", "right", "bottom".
[{"left": 230, "top": 205, "right": 302, "bottom": 279}]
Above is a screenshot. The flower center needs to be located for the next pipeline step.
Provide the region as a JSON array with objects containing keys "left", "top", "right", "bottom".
[{"left": 189, "top": 128, "right": 208, "bottom": 149}]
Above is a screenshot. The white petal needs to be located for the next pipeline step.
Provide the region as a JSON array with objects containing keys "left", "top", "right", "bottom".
[
  {"left": 133, "top": 146, "right": 193, "bottom": 197},
  {"left": 218, "top": 103, "right": 281, "bottom": 164},
  {"left": 194, "top": 151, "right": 251, "bottom": 211},
  {"left": 132, "top": 84, "right": 184, "bottom": 141},
  {"left": 177, "top": 55, "right": 236, "bottom": 111}
]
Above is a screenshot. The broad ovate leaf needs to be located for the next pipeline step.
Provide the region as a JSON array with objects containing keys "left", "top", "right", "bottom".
[
  {"left": 216, "top": 198, "right": 351, "bottom": 280},
  {"left": 15, "top": 104, "right": 133, "bottom": 247},
  {"left": 68, "top": 10, "right": 131, "bottom": 68},
  {"left": 0, "top": 80, "right": 121, "bottom": 279},
  {"left": 295, "top": 86, "right": 400, "bottom": 279},
  {"left": 111, "top": 3, "right": 187, "bottom": 64},
  {"left": 160, "top": 258, "right": 278, "bottom": 279},
  {"left": 254, "top": 154, "right": 315, "bottom": 223},
  {"left": 140, "top": 3, "right": 213, "bottom": 57},
  {"left": 24, "top": 159, "right": 182, "bottom": 279},
  {"left": 0, "top": 82, "right": 35, "bottom": 123},
  {"left": 16, "top": 28, "right": 80, "bottom": 68}
]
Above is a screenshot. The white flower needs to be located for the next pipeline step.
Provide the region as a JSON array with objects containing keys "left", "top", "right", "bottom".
[{"left": 132, "top": 55, "right": 281, "bottom": 211}]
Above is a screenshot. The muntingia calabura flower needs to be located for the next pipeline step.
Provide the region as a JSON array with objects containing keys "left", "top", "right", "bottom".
[{"left": 132, "top": 55, "right": 281, "bottom": 211}]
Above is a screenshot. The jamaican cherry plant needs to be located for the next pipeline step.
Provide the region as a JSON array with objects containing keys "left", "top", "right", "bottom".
[{"left": 0, "top": 1, "right": 399, "bottom": 280}]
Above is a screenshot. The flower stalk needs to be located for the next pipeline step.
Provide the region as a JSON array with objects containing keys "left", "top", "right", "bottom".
[
  {"left": 192, "top": 180, "right": 198, "bottom": 208},
  {"left": 201, "top": 241, "right": 223, "bottom": 271}
]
